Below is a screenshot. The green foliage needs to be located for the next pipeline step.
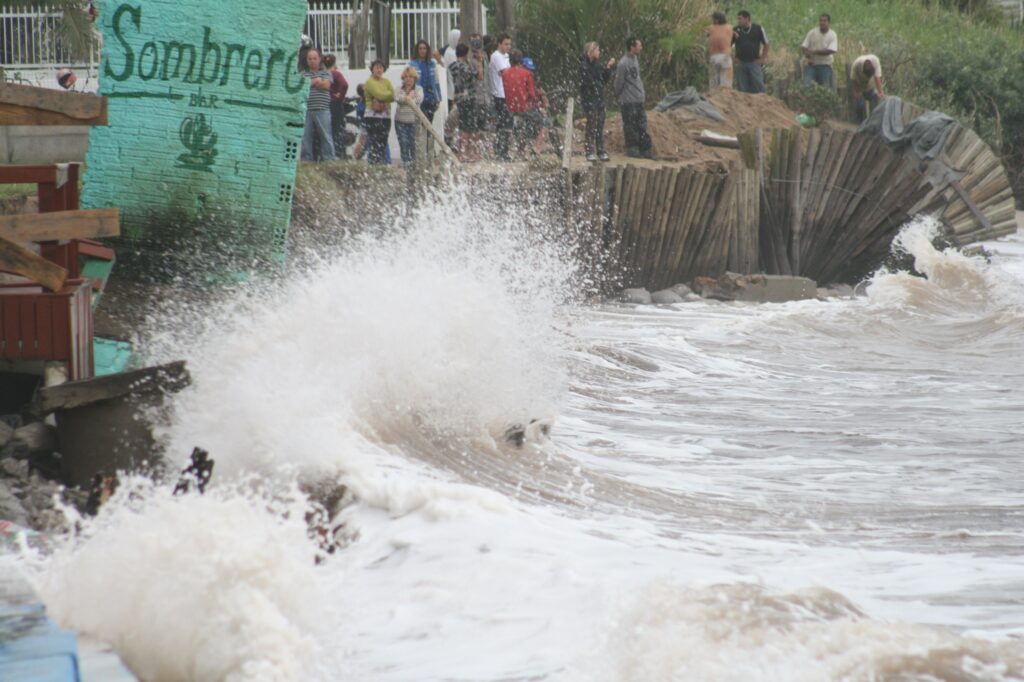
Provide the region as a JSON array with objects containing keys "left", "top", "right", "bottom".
[
  {"left": 786, "top": 81, "right": 840, "bottom": 123},
  {"left": 515, "top": 0, "right": 714, "bottom": 105},
  {"left": 740, "top": 0, "right": 1024, "bottom": 195}
]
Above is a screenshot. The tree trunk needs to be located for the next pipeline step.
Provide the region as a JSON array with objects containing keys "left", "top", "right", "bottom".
[
  {"left": 372, "top": 1, "right": 393, "bottom": 69},
  {"left": 459, "top": 0, "right": 483, "bottom": 38},
  {"left": 495, "top": 0, "right": 516, "bottom": 36},
  {"left": 348, "top": 0, "right": 370, "bottom": 70}
]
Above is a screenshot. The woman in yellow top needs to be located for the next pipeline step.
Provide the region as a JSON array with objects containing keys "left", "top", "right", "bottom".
[{"left": 363, "top": 59, "right": 395, "bottom": 165}]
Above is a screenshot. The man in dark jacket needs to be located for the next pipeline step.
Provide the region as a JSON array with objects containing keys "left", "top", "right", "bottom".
[
  {"left": 614, "top": 37, "right": 653, "bottom": 159},
  {"left": 579, "top": 41, "right": 615, "bottom": 161}
]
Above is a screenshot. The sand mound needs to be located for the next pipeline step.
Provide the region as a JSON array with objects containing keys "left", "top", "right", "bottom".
[{"left": 600, "top": 88, "right": 802, "bottom": 168}]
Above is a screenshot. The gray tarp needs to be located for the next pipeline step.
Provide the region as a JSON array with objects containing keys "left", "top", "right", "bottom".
[
  {"left": 654, "top": 87, "right": 726, "bottom": 122},
  {"left": 858, "top": 96, "right": 963, "bottom": 185}
]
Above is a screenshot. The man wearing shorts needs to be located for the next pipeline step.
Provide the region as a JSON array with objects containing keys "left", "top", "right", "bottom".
[
  {"left": 707, "top": 11, "right": 734, "bottom": 89},
  {"left": 450, "top": 43, "right": 484, "bottom": 160}
]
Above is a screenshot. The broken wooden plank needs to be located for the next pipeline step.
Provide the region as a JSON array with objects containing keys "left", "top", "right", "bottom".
[
  {"left": 0, "top": 235, "right": 68, "bottom": 291},
  {"left": 0, "top": 208, "right": 120, "bottom": 243},
  {"left": 34, "top": 360, "right": 190, "bottom": 415},
  {"left": 0, "top": 82, "right": 107, "bottom": 126}
]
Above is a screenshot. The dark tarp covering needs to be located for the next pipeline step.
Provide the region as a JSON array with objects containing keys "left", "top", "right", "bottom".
[
  {"left": 653, "top": 87, "right": 726, "bottom": 122},
  {"left": 858, "top": 96, "right": 964, "bottom": 185}
]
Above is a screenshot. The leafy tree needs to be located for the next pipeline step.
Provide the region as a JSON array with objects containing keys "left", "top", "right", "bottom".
[{"left": 514, "top": 0, "right": 713, "bottom": 106}]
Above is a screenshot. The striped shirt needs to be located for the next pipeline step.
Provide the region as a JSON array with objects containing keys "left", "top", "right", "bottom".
[{"left": 303, "top": 69, "right": 332, "bottom": 111}]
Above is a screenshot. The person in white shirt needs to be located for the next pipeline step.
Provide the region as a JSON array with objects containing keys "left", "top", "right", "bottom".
[
  {"left": 488, "top": 33, "right": 513, "bottom": 160},
  {"left": 801, "top": 13, "right": 838, "bottom": 89}
]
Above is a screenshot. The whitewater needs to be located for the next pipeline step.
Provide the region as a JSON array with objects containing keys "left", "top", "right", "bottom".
[{"left": 12, "top": 189, "right": 1024, "bottom": 681}]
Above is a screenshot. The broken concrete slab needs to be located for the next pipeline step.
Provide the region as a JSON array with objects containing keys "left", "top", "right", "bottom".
[
  {"left": 692, "top": 273, "right": 818, "bottom": 303},
  {"left": 34, "top": 361, "right": 190, "bottom": 488}
]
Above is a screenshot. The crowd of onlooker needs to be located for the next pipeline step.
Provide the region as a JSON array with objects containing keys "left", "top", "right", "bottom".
[
  {"left": 298, "top": 30, "right": 570, "bottom": 166},
  {"left": 298, "top": 10, "right": 886, "bottom": 166}
]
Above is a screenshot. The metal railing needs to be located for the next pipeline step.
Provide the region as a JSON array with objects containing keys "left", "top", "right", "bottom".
[
  {"left": 305, "top": 0, "right": 484, "bottom": 63},
  {"left": 0, "top": 4, "right": 100, "bottom": 77}
]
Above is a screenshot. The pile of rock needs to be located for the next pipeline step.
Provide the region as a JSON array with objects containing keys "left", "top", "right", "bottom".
[
  {"left": 620, "top": 283, "right": 694, "bottom": 305},
  {"left": 618, "top": 274, "right": 824, "bottom": 305},
  {"left": 0, "top": 418, "right": 82, "bottom": 534}
]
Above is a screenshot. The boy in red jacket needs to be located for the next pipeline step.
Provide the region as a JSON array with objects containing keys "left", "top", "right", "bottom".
[{"left": 501, "top": 50, "right": 540, "bottom": 158}]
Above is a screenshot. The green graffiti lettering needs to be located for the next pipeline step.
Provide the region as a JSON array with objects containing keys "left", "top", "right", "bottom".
[
  {"left": 283, "top": 50, "right": 304, "bottom": 94},
  {"left": 138, "top": 41, "right": 159, "bottom": 80},
  {"left": 219, "top": 44, "right": 246, "bottom": 86},
  {"left": 243, "top": 50, "right": 264, "bottom": 89},
  {"left": 263, "top": 49, "right": 285, "bottom": 91},
  {"left": 104, "top": 3, "right": 140, "bottom": 82},
  {"left": 160, "top": 41, "right": 197, "bottom": 82},
  {"left": 198, "top": 27, "right": 221, "bottom": 84}
]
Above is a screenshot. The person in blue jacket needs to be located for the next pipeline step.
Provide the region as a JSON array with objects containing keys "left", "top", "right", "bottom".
[{"left": 410, "top": 39, "right": 443, "bottom": 123}]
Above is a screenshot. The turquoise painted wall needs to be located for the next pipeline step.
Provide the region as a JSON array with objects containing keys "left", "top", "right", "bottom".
[{"left": 82, "top": 0, "right": 308, "bottom": 274}]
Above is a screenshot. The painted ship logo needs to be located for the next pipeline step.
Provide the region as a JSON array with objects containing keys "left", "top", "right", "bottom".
[{"left": 176, "top": 113, "right": 219, "bottom": 172}]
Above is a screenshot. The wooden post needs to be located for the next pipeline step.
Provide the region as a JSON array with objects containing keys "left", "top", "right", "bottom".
[
  {"left": 408, "top": 102, "right": 459, "bottom": 165},
  {"left": 561, "top": 97, "right": 575, "bottom": 170},
  {"left": 562, "top": 97, "right": 576, "bottom": 230},
  {"left": 349, "top": 0, "right": 371, "bottom": 70}
]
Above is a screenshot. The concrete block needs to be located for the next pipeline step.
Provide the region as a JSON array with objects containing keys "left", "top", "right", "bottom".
[
  {"left": 35, "top": 361, "right": 190, "bottom": 487},
  {"left": 693, "top": 273, "right": 818, "bottom": 303},
  {"left": 733, "top": 275, "right": 818, "bottom": 303},
  {"left": 0, "top": 126, "right": 90, "bottom": 164}
]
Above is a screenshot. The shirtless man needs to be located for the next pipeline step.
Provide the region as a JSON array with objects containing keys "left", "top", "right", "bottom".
[
  {"left": 850, "top": 54, "right": 885, "bottom": 122},
  {"left": 707, "top": 11, "right": 734, "bottom": 89}
]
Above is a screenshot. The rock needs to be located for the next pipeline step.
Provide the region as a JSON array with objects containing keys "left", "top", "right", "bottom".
[
  {"left": 0, "top": 457, "right": 30, "bottom": 481},
  {"left": 620, "top": 288, "right": 652, "bottom": 304},
  {"left": 650, "top": 289, "right": 684, "bottom": 304},
  {"left": 7, "top": 422, "right": 57, "bottom": 461},
  {"left": 693, "top": 273, "right": 818, "bottom": 303},
  {"left": 0, "top": 421, "right": 13, "bottom": 449},
  {"left": 0, "top": 481, "right": 29, "bottom": 526},
  {"left": 670, "top": 283, "right": 693, "bottom": 298}
]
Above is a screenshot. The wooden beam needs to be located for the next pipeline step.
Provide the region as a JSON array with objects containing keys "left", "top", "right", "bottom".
[
  {"left": 0, "top": 208, "right": 120, "bottom": 243},
  {"left": 0, "top": 164, "right": 79, "bottom": 185},
  {"left": 0, "top": 82, "right": 107, "bottom": 126},
  {"left": 950, "top": 179, "right": 995, "bottom": 232},
  {"left": 408, "top": 102, "right": 459, "bottom": 164},
  {"left": 0, "top": 235, "right": 68, "bottom": 291}
]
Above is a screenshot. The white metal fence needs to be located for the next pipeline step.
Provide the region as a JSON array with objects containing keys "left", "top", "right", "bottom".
[
  {"left": 1, "top": 2, "right": 483, "bottom": 84},
  {"left": 0, "top": 4, "right": 100, "bottom": 77},
  {"left": 305, "top": 0, "right": 485, "bottom": 63}
]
